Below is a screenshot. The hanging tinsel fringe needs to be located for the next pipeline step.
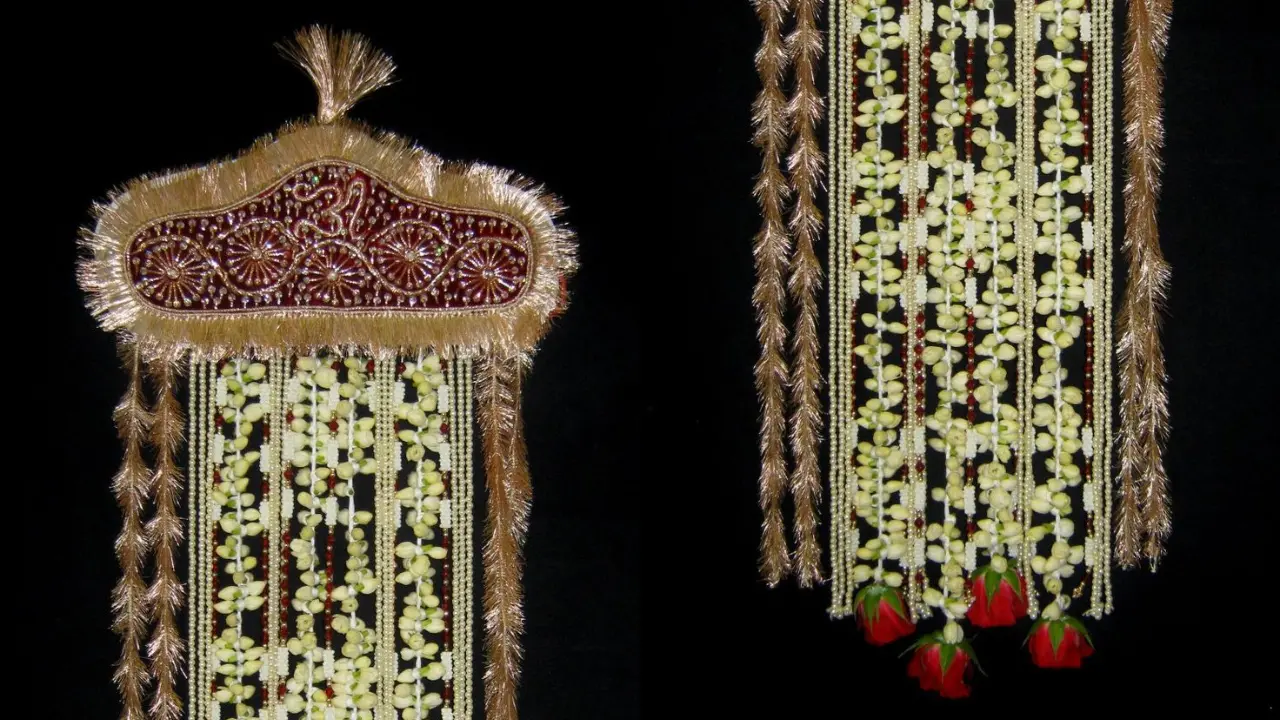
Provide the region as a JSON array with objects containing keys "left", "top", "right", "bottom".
[
  {"left": 478, "top": 354, "right": 531, "bottom": 720},
  {"left": 111, "top": 339, "right": 153, "bottom": 720},
  {"left": 145, "top": 352, "right": 186, "bottom": 720},
  {"left": 752, "top": 0, "right": 829, "bottom": 588},
  {"left": 785, "top": 0, "right": 827, "bottom": 587},
  {"left": 752, "top": 0, "right": 795, "bottom": 586},
  {"left": 1117, "top": 0, "right": 1173, "bottom": 570},
  {"left": 277, "top": 25, "right": 396, "bottom": 124}
]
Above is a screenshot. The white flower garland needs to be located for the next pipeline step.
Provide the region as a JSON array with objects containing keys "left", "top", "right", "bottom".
[
  {"left": 211, "top": 360, "right": 269, "bottom": 718},
  {"left": 330, "top": 358, "right": 378, "bottom": 718},
  {"left": 847, "top": 0, "right": 910, "bottom": 594},
  {"left": 1026, "top": 0, "right": 1089, "bottom": 621},
  {"left": 392, "top": 354, "right": 450, "bottom": 719},
  {"left": 920, "top": 0, "right": 972, "bottom": 622},
  {"left": 283, "top": 355, "right": 335, "bottom": 718},
  {"left": 969, "top": 0, "right": 1024, "bottom": 574}
]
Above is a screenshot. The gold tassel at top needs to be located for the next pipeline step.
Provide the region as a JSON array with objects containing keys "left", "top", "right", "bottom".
[
  {"left": 785, "top": 0, "right": 826, "bottom": 588},
  {"left": 477, "top": 355, "right": 532, "bottom": 720},
  {"left": 111, "top": 339, "right": 153, "bottom": 720},
  {"left": 145, "top": 352, "right": 186, "bottom": 720},
  {"left": 278, "top": 25, "right": 397, "bottom": 123},
  {"left": 752, "top": 0, "right": 795, "bottom": 586},
  {"left": 1117, "top": 0, "right": 1173, "bottom": 570}
]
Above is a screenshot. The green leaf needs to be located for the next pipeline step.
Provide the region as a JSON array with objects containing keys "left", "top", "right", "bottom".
[
  {"left": 1062, "top": 615, "right": 1094, "bottom": 646},
  {"left": 938, "top": 643, "right": 956, "bottom": 675},
  {"left": 852, "top": 585, "right": 872, "bottom": 614},
  {"left": 1049, "top": 620, "right": 1064, "bottom": 655},
  {"left": 959, "top": 640, "right": 985, "bottom": 676},
  {"left": 1003, "top": 569, "right": 1024, "bottom": 598},
  {"left": 983, "top": 568, "right": 1002, "bottom": 605},
  {"left": 901, "top": 631, "right": 942, "bottom": 657},
  {"left": 882, "top": 588, "right": 905, "bottom": 617}
]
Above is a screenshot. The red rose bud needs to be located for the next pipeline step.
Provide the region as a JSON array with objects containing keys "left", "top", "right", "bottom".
[
  {"left": 905, "top": 625, "right": 975, "bottom": 699},
  {"left": 1027, "top": 615, "right": 1095, "bottom": 668},
  {"left": 968, "top": 565, "right": 1028, "bottom": 628},
  {"left": 852, "top": 584, "right": 915, "bottom": 646}
]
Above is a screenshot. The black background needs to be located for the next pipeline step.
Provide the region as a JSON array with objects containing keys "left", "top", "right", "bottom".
[{"left": 24, "top": 1, "right": 1274, "bottom": 717}]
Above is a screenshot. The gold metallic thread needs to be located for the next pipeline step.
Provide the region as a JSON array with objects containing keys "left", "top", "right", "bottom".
[
  {"left": 278, "top": 25, "right": 397, "bottom": 125},
  {"left": 477, "top": 354, "right": 531, "bottom": 720},
  {"left": 112, "top": 338, "right": 154, "bottom": 720},
  {"left": 146, "top": 352, "right": 186, "bottom": 720},
  {"left": 752, "top": 0, "right": 795, "bottom": 586},
  {"left": 1116, "top": 0, "right": 1173, "bottom": 570},
  {"left": 785, "top": 0, "right": 827, "bottom": 588}
]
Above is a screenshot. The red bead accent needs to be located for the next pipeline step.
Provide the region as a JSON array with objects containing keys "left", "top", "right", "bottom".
[
  {"left": 397, "top": 362, "right": 406, "bottom": 374},
  {"left": 366, "top": 359, "right": 376, "bottom": 373},
  {"left": 285, "top": 411, "right": 294, "bottom": 423},
  {"left": 284, "top": 467, "right": 294, "bottom": 480},
  {"left": 328, "top": 419, "right": 339, "bottom": 432},
  {"left": 914, "top": 517, "right": 925, "bottom": 529},
  {"left": 214, "top": 414, "right": 224, "bottom": 427}
]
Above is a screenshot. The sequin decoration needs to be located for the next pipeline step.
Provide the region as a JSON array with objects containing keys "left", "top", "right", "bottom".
[{"left": 127, "top": 162, "right": 532, "bottom": 312}]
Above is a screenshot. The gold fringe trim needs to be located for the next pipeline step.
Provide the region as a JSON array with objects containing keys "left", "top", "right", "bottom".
[
  {"left": 751, "top": 0, "right": 794, "bottom": 587},
  {"left": 477, "top": 355, "right": 530, "bottom": 720},
  {"left": 785, "top": 0, "right": 826, "bottom": 588},
  {"left": 145, "top": 352, "right": 186, "bottom": 720},
  {"left": 1117, "top": 0, "right": 1173, "bottom": 570},
  {"left": 112, "top": 339, "right": 153, "bottom": 720},
  {"left": 78, "top": 121, "right": 577, "bottom": 359},
  {"left": 279, "top": 26, "right": 396, "bottom": 124}
]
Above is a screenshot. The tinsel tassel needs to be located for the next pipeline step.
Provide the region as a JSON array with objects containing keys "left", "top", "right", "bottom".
[
  {"left": 751, "top": 0, "right": 795, "bottom": 586},
  {"left": 785, "top": 0, "right": 827, "bottom": 587},
  {"left": 1117, "top": 0, "right": 1173, "bottom": 570},
  {"left": 146, "top": 352, "right": 186, "bottom": 720},
  {"left": 477, "top": 355, "right": 532, "bottom": 720},
  {"left": 111, "top": 339, "right": 154, "bottom": 720}
]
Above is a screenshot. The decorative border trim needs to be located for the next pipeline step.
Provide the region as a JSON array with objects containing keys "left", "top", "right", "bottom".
[{"left": 80, "top": 121, "right": 576, "bottom": 358}]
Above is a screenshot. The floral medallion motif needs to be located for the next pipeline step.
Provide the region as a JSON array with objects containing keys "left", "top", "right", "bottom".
[
  {"left": 126, "top": 162, "right": 532, "bottom": 312},
  {"left": 137, "top": 241, "right": 209, "bottom": 308}
]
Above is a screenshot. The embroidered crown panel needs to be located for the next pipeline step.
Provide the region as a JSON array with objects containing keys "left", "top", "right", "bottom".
[{"left": 129, "top": 162, "right": 532, "bottom": 313}]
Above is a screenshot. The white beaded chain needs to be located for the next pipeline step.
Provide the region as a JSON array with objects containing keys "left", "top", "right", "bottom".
[
  {"left": 827, "top": 0, "right": 844, "bottom": 618},
  {"left": 1099, "top": 0, "right": 1116, "bottom": 615},
  {"left": 188, "top": 354, "right": 205, "bottom": 720},
  {"left": 1016, "top": 0, "right": 1039, "bottom": 620},
  {"left": 903, "top": 0, "right": 925, "bottom": 620}
]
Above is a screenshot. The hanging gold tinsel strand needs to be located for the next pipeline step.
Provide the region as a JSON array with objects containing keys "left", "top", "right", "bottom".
[
  {"left": 752, "top": 0, "right": 797, "bottom": 586},
  {"left": 1116, "top": 0, "right": 1173, "bottom": 569},
  {"left": 145, "top": 352, "right": 186, "bottom": 720},
  {"left": 785, "top": 0, "right": 827, "bottom": 587},
  {"left": 111, "top": 339, "right": 154, "bottom": 720}
]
